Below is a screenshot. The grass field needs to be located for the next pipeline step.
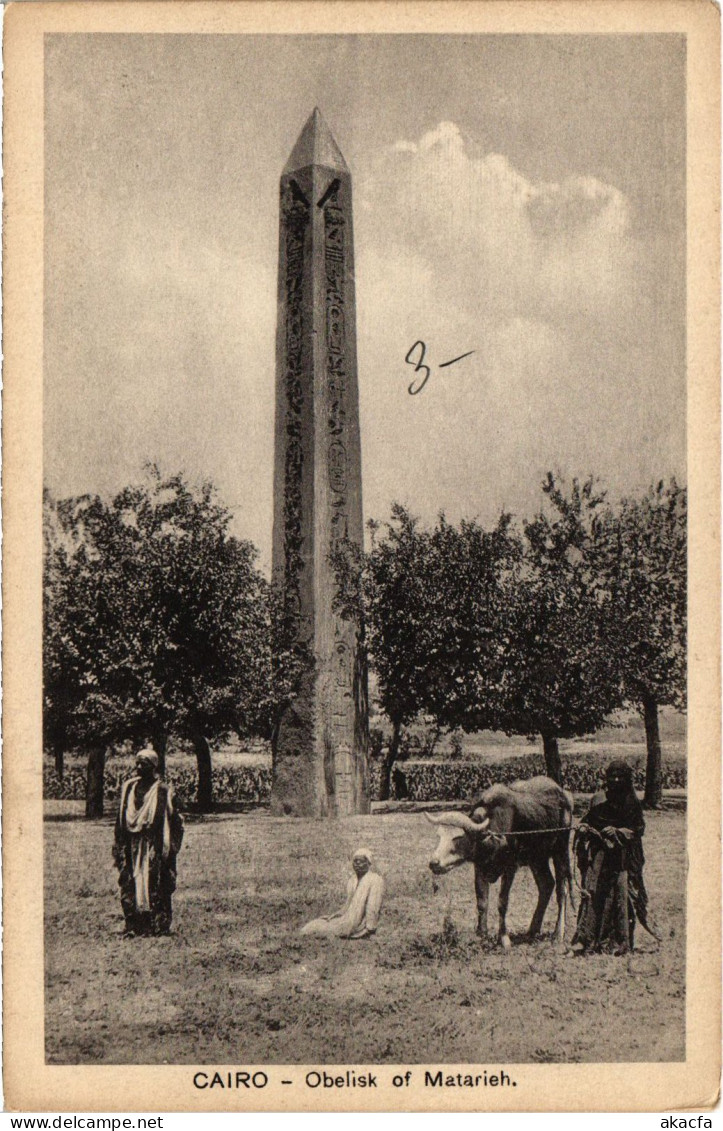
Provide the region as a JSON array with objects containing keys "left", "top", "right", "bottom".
[{"left": 45, "top": 803, "right": 685, "bottom": 1065}]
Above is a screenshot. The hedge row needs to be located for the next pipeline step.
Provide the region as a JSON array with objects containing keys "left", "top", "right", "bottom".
[
  {"left": 388, "top": 753, "right": 686, "bottom": 801},
  {"left": 44, "top": 760, "right": 272, "bottom": 808},
  {"left": 44, "top": 749, "right": 685, "bottom": 806}
]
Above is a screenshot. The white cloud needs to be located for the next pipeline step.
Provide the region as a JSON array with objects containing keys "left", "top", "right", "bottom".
[
  {"left": 358, "top": 121, "right": 637, "bottom": 330},
  {"left": 354, "top": 122, "right": 678, "bottom": 535}
]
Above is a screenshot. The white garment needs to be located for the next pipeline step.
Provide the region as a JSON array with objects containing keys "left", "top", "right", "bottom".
[
  {"left": 301, "top": 871, "right": 385, "bottom": 938},
  {"left": 121, "top": 778, "right": 170, "bottom": 913}
]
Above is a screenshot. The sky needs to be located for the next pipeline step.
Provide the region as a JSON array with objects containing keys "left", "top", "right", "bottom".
[{"left": 44, "top": 34, "right": 686, "bottom": 574}]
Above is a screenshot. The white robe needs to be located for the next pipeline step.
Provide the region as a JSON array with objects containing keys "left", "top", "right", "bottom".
[
  {"left": 301, "top": 871, "right": 385, "bottom": 938},
  {"left": 119, "top": 778, "right": 174, "bottom": 912}
]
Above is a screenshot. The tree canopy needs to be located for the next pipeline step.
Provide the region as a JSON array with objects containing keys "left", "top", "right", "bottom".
[
  {"left": 334, "top": 475, "right": 686, "bottom": 796},
  {"left": 593, "top": 479, "right": 687, "bottom": 805},
  {"left": 499, "top": 475, "right": 625, "bottom": 782},
  {"left": 44, "top": 468, "right": 278, "bottom": 813},
  {"left": 332, "top": 503, "right": 519, "bottom": 797}
]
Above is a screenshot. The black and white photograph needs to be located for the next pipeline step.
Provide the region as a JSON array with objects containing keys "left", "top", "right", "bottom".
[{"left": 3, "top": 0, "right": 720, "bottom": 1114}]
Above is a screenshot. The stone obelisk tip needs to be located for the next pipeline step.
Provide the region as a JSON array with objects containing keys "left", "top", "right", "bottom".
[{"left": 283, "top": 107, "right": 350, "bottom": 175}]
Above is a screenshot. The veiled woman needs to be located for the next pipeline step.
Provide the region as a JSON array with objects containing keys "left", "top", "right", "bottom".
[{"left": 571, "top": 760, "right": 658, "bottom": 954}]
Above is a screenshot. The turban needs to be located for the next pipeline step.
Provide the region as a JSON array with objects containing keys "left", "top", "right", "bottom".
[
  {"left": 352, "top": 847, "right": 373, "bottom": 863},
  {"left": 136, "top": 748, "right": 159, "bottom": 769}
]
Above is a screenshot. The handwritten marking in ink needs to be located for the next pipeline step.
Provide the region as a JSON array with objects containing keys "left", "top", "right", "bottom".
[
  {"left": 405, "top": 341, "right": 431, "bottom": 394},
  {"left": 439, "top": 349, "right": 476, "bottom": 369},
  {"left": 405, "top": 340, "right": 475, "bottom": 394}
]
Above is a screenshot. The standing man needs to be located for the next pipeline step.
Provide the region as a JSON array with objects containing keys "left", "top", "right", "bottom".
[{"left": 113, "top": 747, "right": 184, "bottom": 937}]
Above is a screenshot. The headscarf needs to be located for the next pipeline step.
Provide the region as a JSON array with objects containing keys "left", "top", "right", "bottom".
[
  {"left": 602, "top": 758, "right": 640, "bottom": 822},
  {"left": 352, "top": 847, "right": 373, "bottom": 864},
  {"left": 605, "top": 759, "right": 634, "bottom": 784}
]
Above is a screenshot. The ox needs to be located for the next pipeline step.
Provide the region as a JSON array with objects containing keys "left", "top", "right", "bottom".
[{"left": 427, "top": 776, "right": 573, "bottom": 950}]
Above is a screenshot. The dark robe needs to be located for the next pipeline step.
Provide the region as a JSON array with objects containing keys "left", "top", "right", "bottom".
[
  {"left": 572, "top": 787, "right": 651, "bottom": 953},
  {"left": 113, "top": 776, "right": 184, "bottom": 936}
]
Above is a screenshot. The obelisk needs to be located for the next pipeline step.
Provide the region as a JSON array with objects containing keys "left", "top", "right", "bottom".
[{"left": 270, "top": 109, "right": 369, "bottom": 817}]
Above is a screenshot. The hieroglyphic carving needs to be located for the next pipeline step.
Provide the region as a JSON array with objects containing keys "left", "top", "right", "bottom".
[
  {"left": 335, "top": 742, "right": 353, "bottom": 811},
  {"left": 324, "top": 181, "right": 356, "bottom": 809},
  {"left": 335, "top": 641, "right": 351, "bottom": 690},
  {"left": 332, "top": 707, "right": 348, "bottom": 730},
  {"left": 282, "top": 187, "right": 310, "bottom": 638},
  {"left": 324, "top": 190, "right": 348, "bottom": 517},
  {"left": 328, "top": 379, "right": 346, "bottom": 436},
  {"left": 330, "top": 510, "right": 349, "bottom": 557},
  {"left": 328, "top": 441, "right": 347, "bottom": 495}
]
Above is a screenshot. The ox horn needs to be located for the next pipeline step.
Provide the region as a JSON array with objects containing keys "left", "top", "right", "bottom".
[{"left": 424, "top": 811, "right": 485, "bottom": 834}]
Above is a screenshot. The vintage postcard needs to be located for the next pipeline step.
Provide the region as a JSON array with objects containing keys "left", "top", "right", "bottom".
[{"left": 3, "top": 0, "right": 720, "bottom": 1114}]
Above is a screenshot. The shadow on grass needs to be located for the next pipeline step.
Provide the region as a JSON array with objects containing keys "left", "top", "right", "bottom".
[
  {"left": 44, "top": 802, "right": 272, "bottom": 824},
  {"left": 184, "top": 802, "right": 271, "bottom": 816},
  {"left": 44, "top": 812, "right": 114, "bottom": 824}
]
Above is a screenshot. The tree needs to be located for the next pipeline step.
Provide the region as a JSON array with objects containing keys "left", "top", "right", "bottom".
[
  {"left": 44, "top": 490, "right": 130, "bottom": 814},
  {"left": 43, "top": 468, "right": 274, "bottom": 814},
  {"left": 332, "top": 505, "right": 430, "bottom": 799},
  {"left": 332, "top": 504, "right": 518, "bottom": 799},
  {"left": 501, "top": 475, "right": 624, "bottom": 784},
  {"left": 596, "top": 481, "right": 686, "bottom": 807},
  {"left": 43, "top": 491, "right": 80, "bottom": 782},
  {"left": 411, "top": 511, "right": 519, "bottom": 736}
]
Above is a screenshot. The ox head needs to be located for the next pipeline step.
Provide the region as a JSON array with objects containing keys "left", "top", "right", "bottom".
[
  {"left": 426, "top": 809, "right": 505, "bottom": 875},
  {"left": 426, "top": 803, "right": 511, "bottom": 878}
]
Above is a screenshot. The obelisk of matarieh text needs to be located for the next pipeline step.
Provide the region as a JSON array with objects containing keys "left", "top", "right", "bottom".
[{"left": 271, "top": 109, "right": 369, "bottom": 817}]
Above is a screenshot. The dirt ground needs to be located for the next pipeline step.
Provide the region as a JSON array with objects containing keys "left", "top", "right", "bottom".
[{"left": 45, "top": 805, "right": 685, "bottom": 1064}]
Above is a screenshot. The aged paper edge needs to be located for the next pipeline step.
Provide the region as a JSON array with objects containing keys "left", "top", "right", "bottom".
[{"left": 2, "top": 0, "right": 720, "bottom": 1114}]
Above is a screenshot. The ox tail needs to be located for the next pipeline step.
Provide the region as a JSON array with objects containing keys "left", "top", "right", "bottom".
[
  {"left": 562, "top": 799, "right": 576, "bottom": 913},
  {"left": 566, "top": 866, "right": 576, "bottom": 914}
]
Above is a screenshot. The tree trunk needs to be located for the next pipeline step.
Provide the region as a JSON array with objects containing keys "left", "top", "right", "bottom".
[
  {"left": 53, "top": 738, "right": 64, "bottom": 781},
  {"left": 150, "top": 729, "right": 168, "bottom": 777},
  {"left": 425, "top": 724, "right": 442, "bottom": 759},
  {"left": 642, "top": 693, "right": 663, "bottom": 809},
  {"left": 192, "top": 733, "right": 213, "bottom": 812},
  {"left": 85, "top": 747, "right": 105, "bottom": 818},
  {"left": 379, "top": 719, "right": 402, "bottom": 802},
  {"left": 542, "top": 733, "right": 563, "bottom": 785}
]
